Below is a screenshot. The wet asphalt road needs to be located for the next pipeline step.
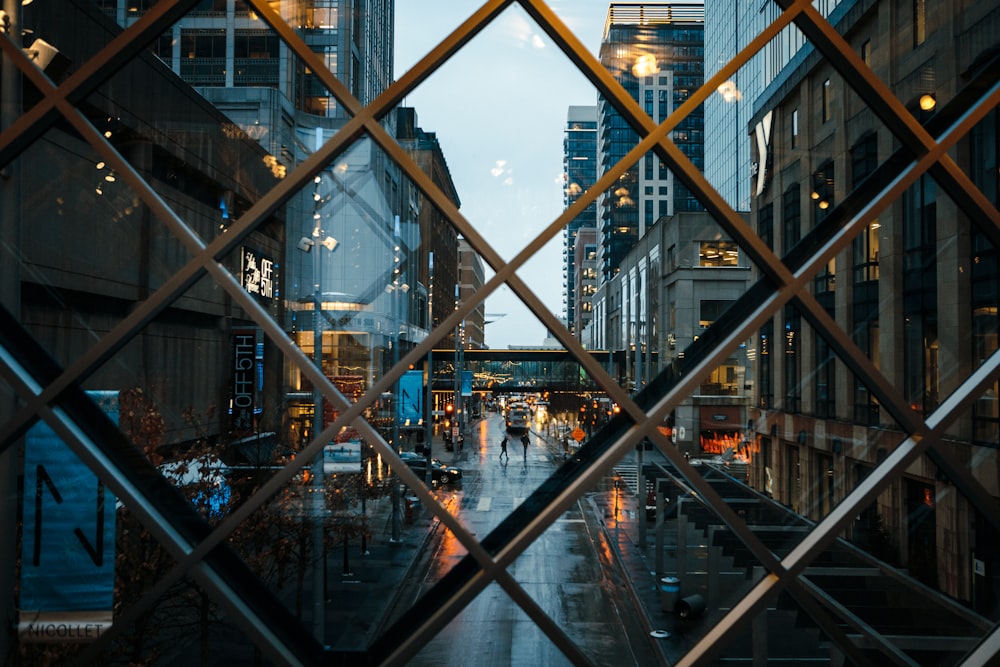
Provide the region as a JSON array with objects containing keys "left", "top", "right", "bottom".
[{"left": 397, "top": 414, "right": 659, "bottom": 666}]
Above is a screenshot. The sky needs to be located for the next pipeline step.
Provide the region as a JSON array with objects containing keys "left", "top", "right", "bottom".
[{"left": 393, "top": 1, "right": 613, "bottom": 349}]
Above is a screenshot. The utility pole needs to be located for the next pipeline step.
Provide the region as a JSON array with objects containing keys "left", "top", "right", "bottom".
[
  {"left": 425, "top": 253, "right": 433, "bottom": 484},
  {"left": 453, "top": 285, "right": 461, "bottom": 452}
]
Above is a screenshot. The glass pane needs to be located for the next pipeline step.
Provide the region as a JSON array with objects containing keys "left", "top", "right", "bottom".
[
  {"left": 4, "top": 0, "right": 1000, "bottom": 665},
  {"left": 9, "top": 131, "right": 194, "bottom": 365}
]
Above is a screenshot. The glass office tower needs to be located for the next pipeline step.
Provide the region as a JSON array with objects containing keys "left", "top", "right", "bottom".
[
  {"left": 562, "top": 104, "right": 597, "bottom": 337},
  {"left": 596, "top": 2, "right": 705, "bottom": 282}
]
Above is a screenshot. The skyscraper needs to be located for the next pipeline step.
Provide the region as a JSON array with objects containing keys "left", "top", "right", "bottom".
[
  {"left": 596, "top": 2, "right": 705, "bottom": 282},
  {"left": 562, "top": 105, "right": 597, "bottom": 337}
]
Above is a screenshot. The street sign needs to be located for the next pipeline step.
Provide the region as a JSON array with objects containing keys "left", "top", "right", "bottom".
[{"left": 572, "top": 427, "right": 586, "bottom": 442}]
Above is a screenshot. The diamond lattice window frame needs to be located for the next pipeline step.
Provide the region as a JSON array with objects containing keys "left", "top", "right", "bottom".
[{"left": 1, "top": 0, "right": 1000, "bottom": 665}]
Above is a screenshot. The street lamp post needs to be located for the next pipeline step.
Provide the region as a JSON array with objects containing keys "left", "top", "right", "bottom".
[
  {"left": 304, "top": 156, "right": 339, "bottom": 642},
  {"left": 389, "top": 218, "right": 404, "bottom": 543},
  {"left": 309, "top": 175, "right": 328, "bottom": 642}
]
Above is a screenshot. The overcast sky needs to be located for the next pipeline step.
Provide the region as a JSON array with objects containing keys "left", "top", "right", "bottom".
[{"left": 394, "top": 1, "right": 612, "bottom": 349}]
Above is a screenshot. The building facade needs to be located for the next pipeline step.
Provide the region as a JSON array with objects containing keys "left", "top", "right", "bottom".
[
  {"left": 594, "top": 211, "right": 751, "bottom": 450},
  {"left": 457, "top": 237, "right": 486, "bottom": 351},
  {"left": 745, "top": 0, "right": 1000, "bottom": 612},
  {"left": 571, "top": 227, "right": 598, "bottom": 339},
  {"left": 99, "top": 0, "right": 468, "bottom": 444}
]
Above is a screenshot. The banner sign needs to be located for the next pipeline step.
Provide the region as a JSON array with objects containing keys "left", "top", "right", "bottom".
[
  {"left": 461, "top": 370, "right": 473, "bottom": 397},
  {"left": 231, "top": 330, "right": 257, "bottom": 434},
  {"left": 19, "top": 390, "right": 118, "bottom": 642},
  {"left": 397, "top": 370, "right": 424, "bottom": 425},
  {"left": 241, "top": 245, "right": 276, "bottom": 302}
]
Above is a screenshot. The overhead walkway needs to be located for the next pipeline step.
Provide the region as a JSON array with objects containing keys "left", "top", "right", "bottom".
[{"left": 427, "top": 348, "right": 627, "bottom": 394}]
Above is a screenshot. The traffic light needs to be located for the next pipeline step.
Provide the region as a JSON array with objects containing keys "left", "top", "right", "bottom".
[{"left": 445, "top": 403, "right": 454, "bottom": 416}]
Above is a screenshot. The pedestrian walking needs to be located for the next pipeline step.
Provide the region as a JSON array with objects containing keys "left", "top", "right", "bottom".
[
  {"left": 521, "top": 433, "right": 529, "bottom": 458},
  {"left": 500, "top": 435, "right": 509, "bottom": 460}
]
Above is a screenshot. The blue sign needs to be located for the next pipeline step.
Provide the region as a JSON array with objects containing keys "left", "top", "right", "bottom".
[
  {"left": 461, "top": 370, "right": 473, "bottom": 397},
  {"left": 20, "top": 391, "right": 118, "bottom": 635},
  {"left": 397, "top": 370, "right": 424, "bottom": 424}
]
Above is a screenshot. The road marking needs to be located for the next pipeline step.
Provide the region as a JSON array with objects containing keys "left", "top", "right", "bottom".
[{"left": 476, "top": 497, "right": 492, "bottom": 512}]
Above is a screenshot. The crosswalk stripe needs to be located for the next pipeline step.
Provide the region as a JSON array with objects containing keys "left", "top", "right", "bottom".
[{"left": 476, "top": 497, "right": 492, "bottom": 512}]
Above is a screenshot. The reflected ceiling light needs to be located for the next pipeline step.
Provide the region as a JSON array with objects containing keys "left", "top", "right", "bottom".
[
  {"left": 919, "top": 93, "right": 936, "bottom": 111},
  {"left": 104, "top": 172, "right": 116, "bottom": 183},
  {"left": 811, "top": 191, "right": 820, "bottom": 200},
  {"left": 321, "top": 236, "right": 338, "bottom": 252},
  {"left": 717, "top": 80, "right": 742, "bottom": 103},
  {"left": 631, "top": 53, "right": 659, "bottom": 78},
  {"left": 95, "top": 161, "right": 106, "bottom": 170},
  {"left": 818, "top": 200, "right": 830, "bottom": 210}
]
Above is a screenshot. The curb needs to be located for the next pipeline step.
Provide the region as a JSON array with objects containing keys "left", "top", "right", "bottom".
[
  {"left": 589, "top": 496, "right": 671, "bottom": 666},
  {"left": 365, "top": 486, "right": 448, "bottom": 644}
]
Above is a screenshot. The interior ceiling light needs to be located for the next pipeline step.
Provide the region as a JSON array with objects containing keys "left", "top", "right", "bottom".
[{"left": 919, "top": 93, "right": 936, "bottom": 111}]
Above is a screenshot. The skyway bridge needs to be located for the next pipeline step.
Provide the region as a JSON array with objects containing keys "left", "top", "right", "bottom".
[{"left": 426, "top": 348, "right": 650, "bottom": 395}]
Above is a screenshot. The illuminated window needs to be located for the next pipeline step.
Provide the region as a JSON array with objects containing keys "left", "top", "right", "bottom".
[{"left": 699, "top": 241, "right": 740, "bottom": 267}]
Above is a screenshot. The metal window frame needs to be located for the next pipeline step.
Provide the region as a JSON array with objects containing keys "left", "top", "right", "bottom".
[{"left": 0, "top": 0, "right": 999, "bottom": 665}]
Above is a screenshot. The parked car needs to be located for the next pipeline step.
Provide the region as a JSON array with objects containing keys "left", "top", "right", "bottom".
[{"left": 399, "top": 453, "right": 462, "bottom": 485}]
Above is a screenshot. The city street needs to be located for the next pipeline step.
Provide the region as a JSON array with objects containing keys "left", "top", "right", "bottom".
[{"left": 388, "top": 412, "right": 661, "bottom": 666}]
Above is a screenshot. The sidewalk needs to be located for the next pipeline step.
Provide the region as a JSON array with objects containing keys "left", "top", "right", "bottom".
[{"left": 320, "top": 437, "right": 448, "bottom": 653}]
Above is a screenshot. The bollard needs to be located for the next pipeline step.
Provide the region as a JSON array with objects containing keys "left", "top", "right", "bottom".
[
  {"left": 676, "top": 593, "right": 706, "bottom": 618},
  {"left": 659, "top": 576, "right": 681, "bottom": 613}
]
